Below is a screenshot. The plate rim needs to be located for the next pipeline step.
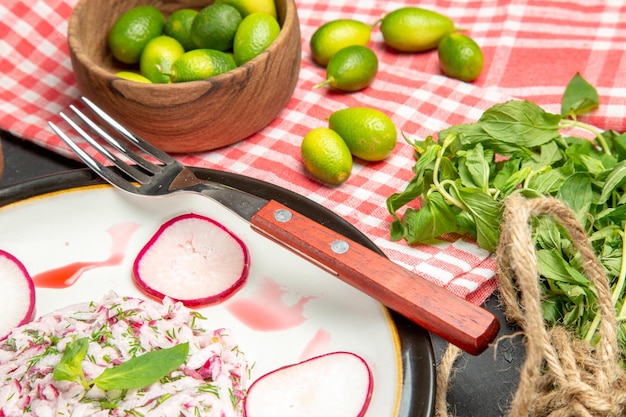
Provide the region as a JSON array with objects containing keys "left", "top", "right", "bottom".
[{"left": 0, "top": 167, "right": 436, "bottom": 417}]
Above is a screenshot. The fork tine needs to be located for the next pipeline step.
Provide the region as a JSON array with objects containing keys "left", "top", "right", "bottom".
[
  {"left": 58, "top": 110, "right": 152, "bottom": 185},
  {"left": 69, "top": 104, "right": 163, "bottom": 175},
  {"left": 81, "top": 97, "right": 178, "bottom": 165},
  {"left": 48, "top": 119, "right": 142, "bottom": 195}
]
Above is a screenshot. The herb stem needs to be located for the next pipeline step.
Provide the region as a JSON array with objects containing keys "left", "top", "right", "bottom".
[
  {"left": 611, "top": 227, "right": 626, "bottom": 306},
  {"left": 584, "top": 315, "right": 600, "bottom": 344},
  {"left": 584, "top": 225, "right": 626, "bottom": 344},
  {"left": 435, "top": 180, "right": 466, "bottom": 210},
  {"left": 614, "top": 228, "right": 626, "bottom": 323},
  {"left": 559, "top": 119, "right": 611, "bottom": 156},
  {"left": 432, "top": 134, "right": 466, "bottom": 210}
]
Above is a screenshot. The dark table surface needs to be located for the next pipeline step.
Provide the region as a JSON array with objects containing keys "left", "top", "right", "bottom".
[{"left": 0, "top": 128, "right": 524, "bottom": 417}]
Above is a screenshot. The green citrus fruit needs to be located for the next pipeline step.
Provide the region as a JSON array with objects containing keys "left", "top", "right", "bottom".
[
  {"left": 301, "top": 128, "right": 353, "bottom": 185},
  {"left": 214, "top": 0, "right": 277, "bottom": 19},
  {"left": 438, "top": 33, "right": 484, "bottom": 82},
  {"left": 164, "top": 8, "right": 198, "bottom": 51},
  {"left": 115, "top": 71, "right": 152, "bottom": 83},
  {"left": 170, "top": 49, "right": 237, "bottom": 83},
  {"left": 380, "top": 7, "right": 454, "bottom": 52},
  {"left": 328, "top": 107, "right": 397, "bottom": 161},
  {"left": 233, "top": 12, "right": 281, "bottom": 65},
  {"left": 191, "top": 3, "right": 243, "bottom": 51},
  {"left": 310, "top": 19, "right": 372, "bottom": 66},
  {"left": 108, "top": 5, "right": 165, "bottom": 64},
  {"left": 139, "top": 35, "right": 185, "bottom": 83},
  {"left": 315, "top": 45, "right": 378, "bottom": 92}
]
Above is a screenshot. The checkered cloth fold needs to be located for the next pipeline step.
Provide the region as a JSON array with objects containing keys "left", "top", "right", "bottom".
[{"left": 2, "top": 0, "right": 626, "bottom": 305}]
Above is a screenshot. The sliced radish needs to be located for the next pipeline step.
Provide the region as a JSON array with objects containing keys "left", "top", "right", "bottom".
[
  {"left": 133, "top": 213, "right": 250, "bottom": 307},
  {"left": 0, "top": 249, "right": 36, "bottom": 340},
  {"left": 244, "top": 351, "right": 373, "bottom": 417}
]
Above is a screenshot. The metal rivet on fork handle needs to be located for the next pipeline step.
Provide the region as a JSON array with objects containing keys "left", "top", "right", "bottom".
[
  {"left": 273, "top": 208, "right": 293, "bottom": 222},
  {"left": 330, "top": 240, "right": 350, "bottom": 254}
]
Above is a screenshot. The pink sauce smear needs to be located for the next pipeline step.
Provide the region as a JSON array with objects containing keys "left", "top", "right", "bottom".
[
  {"left": 226, "top": 277, "right": 316, "bottom": 331},
  {"left": 300, "top": 328, "right": 332, "bottom": 361},
  {"left": 33, "top": 222, "right": 140, "bottom": 289}
]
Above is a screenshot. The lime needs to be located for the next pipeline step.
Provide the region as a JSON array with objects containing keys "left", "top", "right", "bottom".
[
  {"left": 139, "top": 35, "right": 185, "bottom": 83},
  {"left": 164, "top": 8, "right": 198, "bottom": 51},
  {"left": 115, "top": 71, "right": 152, "bottom": 83},
  {"left": 380, "top": 7, "right": 454, "bottom": 52},
  {"left": 301, "top": 128, "right": 353, "bottom": 185},
  {"left": 191, "top": 3, "right": 243, "bottom": 51},
  {"left": 233, "top": 12, "right": 281, "bottom": 65},
  {"left": 315, "top": 45, "right": 378, "bottom": 92},
  {"left": 438, "top": 33, "right": 484, "bottom": 82},
  {"left": 214, "top": 0, "right": 277, "bottom": 19},
  {"left": 310, "top": 19, "right": 372, "bottom": 66},
  {"left": 328, "top": 107, "right": 397, "bottom": 161},
  {"left": 170, "top": 49, "right": 237, "bottom": 82},
  {"left": 108, "top": 5, "right": 165, "bottom": 64}
]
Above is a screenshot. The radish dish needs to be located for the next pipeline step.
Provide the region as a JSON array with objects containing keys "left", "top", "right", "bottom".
[{"left": 0, "top": 292, "right": 248, "bottom": 416}]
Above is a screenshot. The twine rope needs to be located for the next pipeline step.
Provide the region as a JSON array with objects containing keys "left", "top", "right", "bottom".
[{"left": 435, "top": 193, "right": 626, "bottom": 417}]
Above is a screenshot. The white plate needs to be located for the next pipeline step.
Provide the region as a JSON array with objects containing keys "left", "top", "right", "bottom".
[{"left": 0, "top": 169, "right": 435, "bottom": 416}]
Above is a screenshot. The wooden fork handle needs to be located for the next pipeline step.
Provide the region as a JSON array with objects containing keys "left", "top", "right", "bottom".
[{"left": 250, "top": 199, "right": 500, "bottom": 356}]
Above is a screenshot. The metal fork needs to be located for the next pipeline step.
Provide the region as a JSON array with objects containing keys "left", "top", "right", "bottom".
[
  {"left": 49, "top": 97, "right": 268, "bottom": 220},
  {"left": 49, "top": 97, "right": 499, "bottom": 355}
]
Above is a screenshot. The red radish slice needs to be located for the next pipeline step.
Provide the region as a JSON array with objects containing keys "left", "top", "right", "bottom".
[
  {"left": 0, "top": 249, "right": 36, "bottom": 340},
  {"left": 133, "top": 213, "right": 250, "bottom": 307},
  {"left": 244, "top": 351, "right": 373, "bottom": 417}
]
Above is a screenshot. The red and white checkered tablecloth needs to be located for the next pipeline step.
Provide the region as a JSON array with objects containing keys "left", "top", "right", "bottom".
[{"left": 2, "top": 0, "right": 626, "bottom": 306}]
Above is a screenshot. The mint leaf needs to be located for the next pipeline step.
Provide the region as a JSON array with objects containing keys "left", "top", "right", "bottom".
[
  {"left": 386, "top": 174, "right": 425, "bottom": 223},
  {"left": 456, "top": 143, "right": 492, "bottom": 192},
  {"left": 561, "top": 72, "right": 599, "bottom": 117},
  {"left": 53, "top": 337, "right": 89, "bottom": 386},
  {"left": 93, "top": 342, "right": 189, "bottom": 391},
  {"left": 479, "top": 100, "right": 562, "bottom": 147},
  {"left": 450, "top": 187, "right": 502, "bottom": 252},
  {"left": 386, "top": 142, "right": 439, "bottom": 225},
  {"left": 557, "top": 172, "right": 592, "bottom": 225},
  {"left": 598, "top": 160, "right": 626, "bottom": 204},
  {"left": 400, "top": 192, "right": 458, "bottom": 244}
]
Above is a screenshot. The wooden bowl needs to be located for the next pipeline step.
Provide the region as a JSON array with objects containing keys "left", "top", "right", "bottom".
[{"left": 67, "top": 0, "right": 301, "bottom": 153}]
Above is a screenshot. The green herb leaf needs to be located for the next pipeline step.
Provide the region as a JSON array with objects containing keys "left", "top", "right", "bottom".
[
  {"left": 456, "top": 143, "right": 492, "bottom": 192},
  {"left": 596, "top": 205, "right": 626, "bottom": 225},
  {"left": 557, "top": 172, "right": 592, "bottom": 220},
  {"left": 400, "top": 192, "right": 458, "bottom": 244},
  {"left": 386, "top": 175, "right": 425, "bottom": 223},
  {"left": 441, "top": 122, "right": 490, "bottom": 146},
  {"left": 526, "top": 167, "right": 566, "bottom": 195},
  {"left": 479, "top": 101, "right": 562, "bottom": 147},
  {"left": 609, "top": 131, "right": 626, "bottom": 161},
  {"left": 598, "top": 160, "right": 626, "bottom": 204},
  {"left": 527, "top": 141, "right": 563, "bottom": 170},
  {"left": 536, "top": 249, "right": 591, "bottom": 287},
  {"left": 450, "top": 187, "right": 502, "bottom": 252},
  {"left": 441, "top": 121, "right": 528, "bottom": 156},
  {"left": 561, "top": 72, "right": 599, "bottom": 117},
  {"left": 53, "top": 337, "right": 89, "bottom": 387},
  {"left": 93, "top": 342, "right": 189, "bottom": 391},
  {"left": 495, "top": 163, "right": 532, "bottom": 196}
]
